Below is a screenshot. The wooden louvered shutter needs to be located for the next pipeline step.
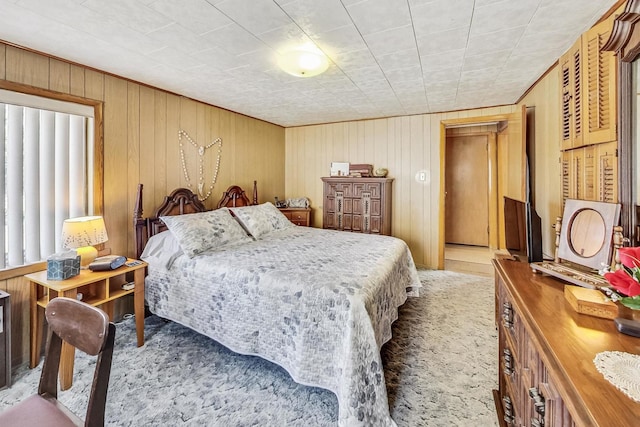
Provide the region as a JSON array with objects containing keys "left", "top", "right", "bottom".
[
  {"left": 583, "top": 146, "right": 595, "bottom": 200},
  {"left": 573, "top": 47, "right": 583, "bottom": 146},
  {"left": 597, "top": 141, "right": 617, "bottom": 203},
  {"left": 561, "top": 151, "right": 573, "bottom": 206},
  {"left": 560, "top": 56, "right": 572, "bottom": 149},
  {"left": 583, "top": 18, "right": 617, "bottom": 145},
  {"left": 559, "top": 38, "right": 583, "bottom": 149}
]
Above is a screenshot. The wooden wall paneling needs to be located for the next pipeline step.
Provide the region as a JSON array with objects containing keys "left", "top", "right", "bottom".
[
  {"left": 103, "top": 75, "right": 129, "bottom": 257},
  {"left": 5, "top": 46, "right": 49, "bottom": 88},
  {"left": 84, "top": 69, "right": 104, "bottom": 102},
  {"left": 409, "top": 116, "right": 425, "bottom": 265},
  {"left": 6, "top": 276, "right": 30, "bottom": 368},
  {"left": 0, "top": 44, "right": 5, "bottom": 79},
  {"left": 127, "top": 82, "right": 141, "bottom": 256},
  {"left": 497, "top": 131, "right": 509, "bottom": 248},
  {"left": 164, "top": 94, "right": 181, "bottom": 192},
  {"left": 49, "top": 59, "right": 70, "bottom": 94},
  {"left": 179, "top": 97, "right": 198, "bottom": 195},
  {"left": 153, "top": 89, "right": 167, "bottom": 209},
  {"left": 429, "top": 114, "right": 442, "bottom": 268},
  {"left": 399, "top": 116, "right": 413, "bottom": 251},
  {"left": 69, "top": 64, "right": 85, "bottom": 97},
  {"left": 217, "top": 108, "right": 234, "bottom": 193},
  {"left": 421, "top": 115, "right": 433, "bottom": 265},
  {"left": 284, "top": 128, "right": 294, "bottom": 202},
  {"left": 139, "top": 86, "right": 155, "bottom": 218}
]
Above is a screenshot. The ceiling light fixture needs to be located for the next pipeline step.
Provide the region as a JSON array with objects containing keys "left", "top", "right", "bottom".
[{"left": 278, "top": 45, "right": 329, "bottom": 78}]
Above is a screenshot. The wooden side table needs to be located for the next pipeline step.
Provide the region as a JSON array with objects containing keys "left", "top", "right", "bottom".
[
  {"left": 278, "top": 207, "right": 311, "bottom": 226},
  {"left": 25, "top": 259, "right": 147, "bottom": 390}
]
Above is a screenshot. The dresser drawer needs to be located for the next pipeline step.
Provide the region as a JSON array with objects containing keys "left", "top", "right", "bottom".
[{"left": 278, "top": 208, "right": 311, "bottom": 227}]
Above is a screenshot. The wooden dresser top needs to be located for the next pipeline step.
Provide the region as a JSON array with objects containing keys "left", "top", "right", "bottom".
[{"left": 494, "top": 258, "right": 640, "bottom": 426}]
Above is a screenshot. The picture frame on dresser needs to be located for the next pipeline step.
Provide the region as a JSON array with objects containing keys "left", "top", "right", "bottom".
[{"left": 530, "top": 199, "right": 622, "bottom": 289}]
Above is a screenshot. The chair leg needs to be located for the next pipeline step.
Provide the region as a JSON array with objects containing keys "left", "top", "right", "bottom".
[
  {"left": 85, "top": 323, "right": 115, "bottom": 427},
  {"left": 38, "top": 333, "right": 62, "bottom": 398}
]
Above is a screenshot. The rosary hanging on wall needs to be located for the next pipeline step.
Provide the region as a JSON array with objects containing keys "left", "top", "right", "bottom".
[{"left": 178, "top": 129, "right": 222, "bottom": 201}]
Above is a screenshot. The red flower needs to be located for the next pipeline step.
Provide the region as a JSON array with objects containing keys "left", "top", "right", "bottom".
[
  {"left": 617, "top": 247, "right": 640, "bottom": 269},
  {"left": 604, "top": 269, "right": 640, "bottom": 297}
]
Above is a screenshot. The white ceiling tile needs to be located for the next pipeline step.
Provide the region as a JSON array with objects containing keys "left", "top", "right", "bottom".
[
  {"left": 416, "top": 26, "right": 468, "bottom": 56},
  {"left": 466, "top": 26, "right": 524, "bottom": 57},
  {"left": 148, "top": 0, "right": 232, "bottom": 36},
  {"left": 346, "top": 0, "right": 412, "bottom": 36},
  {"left": 201, "top": 22, "right": 266, "bottom": 56},
  {"left": 215, "top": 0, "right": 291, "bottom": 35},
  {"left": 81, "top": 0, "right": 173, "bottom": 34},
  {"left": 411, "top": 0, "right": 474, "bottom": 38},
  {"left": 470, "top": 0, "right": 539, "bottom": 37},
  {"left": 277, "top": 0, "right": 352, "bottom": 35},
  {"left": 462, "top": 50, "right": 510, "bottom": 72},
  {"left": 421, "top": 49, "right": 465, "bottom": 72},
  {"left": 364, "top": 25, "right": 417, "bottom": 57}
]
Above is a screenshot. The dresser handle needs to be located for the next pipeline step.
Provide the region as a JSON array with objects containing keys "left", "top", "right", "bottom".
[
  {"left": 529, "top": 387, "right": 545, "bottom": 426},
  {"left": 502, "top": 302, "right": 514, "bottom": 329},
  {"left": 502, "top": 396, "right": 515, "bottom": 425},
  {"left": 503, "top": 348, "right": 514, "bottom": 376}
]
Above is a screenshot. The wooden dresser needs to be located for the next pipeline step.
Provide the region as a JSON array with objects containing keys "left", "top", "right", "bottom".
[
  {"left": 493, "top": 258, "right": 640, "bottom": 427},
  {"left": 278, "top": 207, "right": 311, "bottom": 227},
  {"left": 321, "top": 177, "right": 393, "bottom": 235}
]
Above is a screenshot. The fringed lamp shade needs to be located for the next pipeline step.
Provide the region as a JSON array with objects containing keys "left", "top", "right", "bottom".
[{"left": 61, "top": 216, "right": 108, "bottom": 266}]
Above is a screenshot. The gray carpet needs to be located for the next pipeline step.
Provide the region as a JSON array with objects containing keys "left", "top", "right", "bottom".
[{"left": 0, "top": 270, "right": 498, "bottom": 426}]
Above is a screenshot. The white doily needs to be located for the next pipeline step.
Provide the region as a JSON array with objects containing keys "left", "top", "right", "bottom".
[{"left": 593, "top": 351, "right": 640, "bottom": 403}]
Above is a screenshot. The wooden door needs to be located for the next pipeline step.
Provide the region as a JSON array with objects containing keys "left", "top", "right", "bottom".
[{"left": 445, "top": 134, "right": 489, "bottom": 246}]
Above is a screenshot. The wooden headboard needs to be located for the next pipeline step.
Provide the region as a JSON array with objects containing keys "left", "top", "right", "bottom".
[{"left": 133, "top": 181, "right": 258, "bottom": 259}]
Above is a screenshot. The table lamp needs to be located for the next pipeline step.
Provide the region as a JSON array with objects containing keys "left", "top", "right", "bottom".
[{"left": 61, "top": 216, "right": 108, "bottom": 267}]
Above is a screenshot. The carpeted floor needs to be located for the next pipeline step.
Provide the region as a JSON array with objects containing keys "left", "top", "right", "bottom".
[{"left": 0, "top": 269, "right": 498, "bottom": 426}]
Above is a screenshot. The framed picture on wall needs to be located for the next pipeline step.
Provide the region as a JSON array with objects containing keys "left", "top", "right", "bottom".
[{"left": 330, "top": 162, "right": 350, "bottom": 177}]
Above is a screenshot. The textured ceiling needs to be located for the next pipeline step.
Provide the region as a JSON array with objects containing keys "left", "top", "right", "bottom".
[{"left": 0, "top": 0, "right": 619, "bottom": 127}]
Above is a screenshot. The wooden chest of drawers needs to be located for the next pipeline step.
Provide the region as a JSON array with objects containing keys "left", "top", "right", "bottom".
[
  {"left": 494, "top": 258, "right": 640, "bottom": 427},
  {"left": 278, "top": 207, "right": 311, "bottom": 227},
  {"left": 321, "top": 177, "right": 393, "bottom": 235}
]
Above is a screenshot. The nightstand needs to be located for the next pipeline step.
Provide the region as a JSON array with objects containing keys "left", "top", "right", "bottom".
[
  {"left": 25, "top": 258, "right": 147, "bottom": 390},
  {"left": 279, "top": 207, "right": 311, "bottom": 226}
]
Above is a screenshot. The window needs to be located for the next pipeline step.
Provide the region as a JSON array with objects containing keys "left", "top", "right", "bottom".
[{"left": 0, "top": 89, "right": 96, "bottom": 269}]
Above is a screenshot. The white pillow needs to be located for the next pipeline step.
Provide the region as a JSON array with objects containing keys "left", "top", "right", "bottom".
[
  {"left": 160, "top": 208, "right": 253, "bottom": 258},
  {"left": 230, "top": 202, "right": 294, "bottom": 239},
  {"left": 140, "top": 230, "right": 183, "bottom": 270}
]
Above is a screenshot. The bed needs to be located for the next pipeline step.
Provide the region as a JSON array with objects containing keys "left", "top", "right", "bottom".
[{"left": 133, "top": 183, "right": 421, "bottom": 426}]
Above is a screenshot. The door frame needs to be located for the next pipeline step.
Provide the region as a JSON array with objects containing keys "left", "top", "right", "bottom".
[{"left": 438, "top": 113, "right": 522, "bottom": 269}]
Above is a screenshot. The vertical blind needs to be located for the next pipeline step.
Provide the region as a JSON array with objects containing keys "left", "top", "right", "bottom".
[{"left": 0, "top": 93, "right": 94, "bottom": 269}]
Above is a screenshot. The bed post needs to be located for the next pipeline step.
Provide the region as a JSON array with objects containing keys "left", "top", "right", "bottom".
[
  {"left": 133, "top": 184, "right": 145, "bottom": 260},
  {"left": 252, "top": 180, "right": 258, "bottom": 205}
]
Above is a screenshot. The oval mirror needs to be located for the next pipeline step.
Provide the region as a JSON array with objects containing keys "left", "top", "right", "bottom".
[{"left": 568, "top": 208, "right": 606, "bottom": 258}]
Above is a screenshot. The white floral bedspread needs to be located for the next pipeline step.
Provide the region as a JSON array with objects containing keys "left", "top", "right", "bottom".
[{"left": 144, "top": 226, "right": 421, "bottom": 426}]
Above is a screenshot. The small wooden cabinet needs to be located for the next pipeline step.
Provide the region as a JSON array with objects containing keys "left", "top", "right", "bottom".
[
  {"left": 279, "top": 207, "right": 311, "bottom": 226},
  {"left": 493, "top": 258, "right": 640, "bottom": 427},
  {"left": 321, "top": 177, "right": 393, "bottom": 235}
]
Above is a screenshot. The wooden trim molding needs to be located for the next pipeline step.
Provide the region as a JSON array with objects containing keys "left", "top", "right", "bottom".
[{"left": 603, "top": 0, "right": 640, "bottom": 244}]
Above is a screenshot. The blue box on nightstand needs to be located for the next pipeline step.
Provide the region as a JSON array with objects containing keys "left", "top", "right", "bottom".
[{"left": 46, "top": 256, "right": 81, "bottom": 280}]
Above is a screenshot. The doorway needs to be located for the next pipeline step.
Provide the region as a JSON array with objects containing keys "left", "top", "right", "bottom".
[
  {"left": 444, "top": 130, "right": 498, "bottom": 275},
  {"left": 445, "top": 133, "right": 491, "bottom": 246}
]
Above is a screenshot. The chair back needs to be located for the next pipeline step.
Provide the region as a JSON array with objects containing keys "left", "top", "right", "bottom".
[{"left": 40, "top": 297, "right": 116, "bottom": 427}]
